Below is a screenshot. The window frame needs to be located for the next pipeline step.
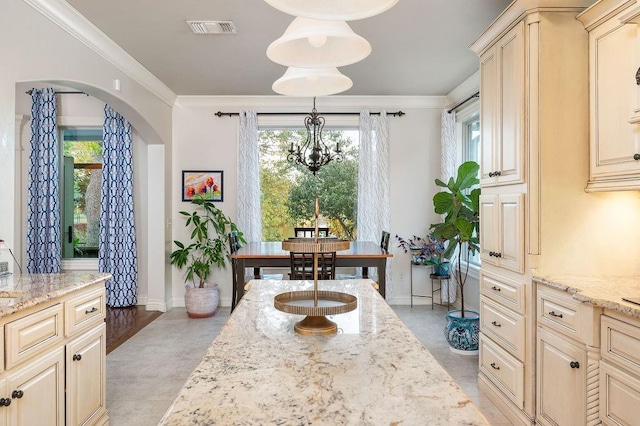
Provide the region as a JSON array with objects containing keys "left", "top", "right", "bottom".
[{"left": 455, "top": 101, "right": 481, "bottom": 276}]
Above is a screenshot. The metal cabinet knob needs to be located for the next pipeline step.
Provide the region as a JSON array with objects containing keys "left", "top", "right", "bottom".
[
  {"left": 570, "top": 361, "right": 580, "bottom": 369},
  {"left": 11, "top": 390, "right": 23, "bottom": 399},
  {"left": 73, "top": 354, "right": 82, "bottom": 361},
  {"left": 634, "top": 153, "right": 640, "bottom": 161}
]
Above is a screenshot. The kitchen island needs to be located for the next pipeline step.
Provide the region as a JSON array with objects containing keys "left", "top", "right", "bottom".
[
  {"left": 160, "top": 279, "right": 488, "bottom": 425},
  {"left": 0, "top": 271, "right": 110, "bottom": 425}
]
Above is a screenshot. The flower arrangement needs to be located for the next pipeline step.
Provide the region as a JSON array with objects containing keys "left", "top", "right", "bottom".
[{"left": 395, "top": 233, "right": 448, "bottom": 270}]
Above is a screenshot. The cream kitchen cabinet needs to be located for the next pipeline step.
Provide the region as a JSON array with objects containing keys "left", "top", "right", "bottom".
[
  {"left": 479, "top": 21, "right": 525, "bottom": 187},
  {"left": 536, "top": 285, "right": 602, "bottom": 426},
  {"left": 472, "top": 1, "right": 593, "bottom": 423},
  {"left": 479, "top": 193, "right": 525, "bottom": 274},
  {"left": 0, "top": 280, "right": 108, "bottom": 426},
  {"left": 579, "top": 0, "right": 640, "bottom": 191},
  {"left": 599, "top": 312, "right": 640, "bottom": 426}
]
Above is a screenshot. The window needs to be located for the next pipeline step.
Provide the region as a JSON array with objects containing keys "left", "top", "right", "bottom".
[
  {"left": 258, "top": 128, "right": 359, "bottom": 241},
  {"left": 60, "top": 128, "right": 103, "bottom": 259},
  {"left": 460, "top": 113, "right": 481, "bottom": 266}
]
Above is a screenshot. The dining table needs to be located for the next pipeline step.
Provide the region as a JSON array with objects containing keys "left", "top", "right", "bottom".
[{"left": 230, "top": 241, "right": 392, "bottom": 310}]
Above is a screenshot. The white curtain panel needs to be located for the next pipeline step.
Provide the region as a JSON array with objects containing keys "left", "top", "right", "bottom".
[
  {"left": 358, "top": 111, "right": 391, "bottom": 298},
  {"left": 440, "top": 109, "right": 457, "bottom": 303},
  {"left": 237, "top": 110, "right": 262, "bottom": 242}
]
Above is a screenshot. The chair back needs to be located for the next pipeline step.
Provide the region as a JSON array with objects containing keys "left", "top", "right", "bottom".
[
  {"left": 380, "top": 231, "right": 390, "bottom": 253},
  {"left": 290, "top": 252, "right": 336, "bottom": 280},
  {"left": 229, "top": 230, "right": 240, "bottom": 255},
  {"left": 294, "top": 227, "right": 329, "bottom": 238}
]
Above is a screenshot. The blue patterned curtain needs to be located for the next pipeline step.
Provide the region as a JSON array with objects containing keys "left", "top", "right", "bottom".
[
  {"left": 27, "top": 88, "right": 61, "bottom": 273},
  {"left": 99, "top": 105, "right": 138, "bottom": 307}
]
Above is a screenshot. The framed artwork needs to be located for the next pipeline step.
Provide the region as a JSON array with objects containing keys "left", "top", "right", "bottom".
[{"left": 182, "top": 170, "right": 223, "bottom": 202}]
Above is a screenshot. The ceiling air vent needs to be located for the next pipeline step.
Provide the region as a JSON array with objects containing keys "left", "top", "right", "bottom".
[{"left": 187, "top": 20, "right": 237, "bottom": 35}]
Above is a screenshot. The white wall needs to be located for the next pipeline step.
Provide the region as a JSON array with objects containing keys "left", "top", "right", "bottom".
[{"left": 171, "top": 96, "right": 447, "bottom": 306}]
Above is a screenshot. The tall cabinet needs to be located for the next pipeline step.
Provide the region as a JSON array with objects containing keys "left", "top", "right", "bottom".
[{"left": 470, "top": 1, "right": 593, "bottom": 424}]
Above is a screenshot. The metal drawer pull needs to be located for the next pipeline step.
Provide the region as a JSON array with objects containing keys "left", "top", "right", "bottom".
[
  {"left": 490, "top": 362, "right": 500, "bottom": 370},
  {"left": 85, "top": 307, "right": 98, "bottom": 314},
  {"left": 548, "top": 311, "right": 563, "bottom": 318},
  {"left": 11, "top": 390, "right": 23, "bottom": 399},
  {"left": 490, "top": 286, "right": 501, "bottom": 292},
  {"left": 570, "top": 361, "right": 580, "bottom": 369},
  {"left": 491, "top": 321, "right": 501, "bottom": 327}
]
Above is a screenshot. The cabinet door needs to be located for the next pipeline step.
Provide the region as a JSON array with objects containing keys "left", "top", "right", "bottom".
[
  {"left": 7, "top": 347, "right": 64, "bottom": 426},
  {"left": 497, "top": 193, "right": 524, "bottom": 273},
  {"left": 479, "top": 194, "right": 499, "bottom": 265},
  {"left": 588, "top": 15, "right": 640, "bottom": 188},
  {"left": 66, "top": 323, "right": 106, "bottom": 426},
  {"left": 480, "top": 46, "right": 498, "bottom": 186},
  {"left": 479, "top": 22, "right": 524, "bottom": 187},
  {"left": 496, "top": 21, "right": 524, "bottom": 185},
  {"left": 480, "top": 193, "right": 524, "bottom": 273},
  {"left": 537, "top": 327, "right": 586, "bottom": 426}
]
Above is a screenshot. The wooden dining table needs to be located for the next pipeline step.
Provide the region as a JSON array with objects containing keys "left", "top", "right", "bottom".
[{"left": 230, "top": 241, "right": 392, "bottom": 310}]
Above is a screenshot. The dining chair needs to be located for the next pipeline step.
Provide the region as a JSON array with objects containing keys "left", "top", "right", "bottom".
[
  {"left": 229, "top": 231, "right": 283, "bottom": 311},
  {"left": 294, "top": 226, "right": 330, "bottom": 238},
  {"left": 289, "top": 251, "right": 336, "bottom": 280}
]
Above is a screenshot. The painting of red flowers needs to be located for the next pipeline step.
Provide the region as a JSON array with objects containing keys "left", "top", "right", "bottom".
[{"left": 182, "top": 170, "right": 223, "bottom": 202}]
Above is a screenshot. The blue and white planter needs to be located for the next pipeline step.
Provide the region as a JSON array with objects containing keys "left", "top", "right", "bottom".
[{"left": 444, "top": 310, "right": 480, "bottom": 355}]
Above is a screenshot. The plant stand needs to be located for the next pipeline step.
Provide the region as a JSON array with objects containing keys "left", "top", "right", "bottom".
[{"left": 409, "top": 262, "right": 451, "bottom": 309}]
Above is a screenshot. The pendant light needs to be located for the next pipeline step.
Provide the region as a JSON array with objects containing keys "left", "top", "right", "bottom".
[
  {"left": 273, "top": 67, "right": 352, "bottom": 97},
  {"left": 267, "top": 17, "right": 371, "bottom": 68},
  {"left": 264, "top": 0, "right": 399, "bottom": 21}
]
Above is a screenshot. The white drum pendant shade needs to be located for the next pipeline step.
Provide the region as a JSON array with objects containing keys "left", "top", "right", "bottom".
[
  {"left": 272, "top": 67, "right": 353, "bottom": 96},
  {"left": 267, "top": 17, "right": 371, "bottom": 68},
  {"left": 264, "top": 0, "right": 399, "bottom": 21}
]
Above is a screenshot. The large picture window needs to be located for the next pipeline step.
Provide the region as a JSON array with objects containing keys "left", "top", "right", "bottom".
[{"left": 258, "top": 129, "right": 359, "bottom": 241}]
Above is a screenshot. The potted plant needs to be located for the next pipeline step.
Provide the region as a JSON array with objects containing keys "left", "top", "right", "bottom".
[
  {"left": 394, "top": 233, "right": 450, "bottom": 276},
  {"left": 170, "top": 195, "right": 245, "bottom": 318},
  {"left": 430, "top": 161, "right": 481, "bottom": 354}
]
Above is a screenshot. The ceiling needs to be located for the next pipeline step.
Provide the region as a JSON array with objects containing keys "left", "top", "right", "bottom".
[{"left": 64, "top": 0, "right": 512, "bottom": 97}]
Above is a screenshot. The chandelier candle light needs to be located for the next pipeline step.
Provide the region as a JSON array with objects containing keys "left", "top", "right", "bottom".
[
  {"left": 275, "top": 198, "right": 356, "bottom": 335},
  {"left": 287, "top": 97, "right": 343, "bottom": 175}
]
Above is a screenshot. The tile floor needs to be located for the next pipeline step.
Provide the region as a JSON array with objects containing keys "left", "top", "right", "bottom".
[{"left": 106, "top": 304, "right": 511, "bottom": 425}]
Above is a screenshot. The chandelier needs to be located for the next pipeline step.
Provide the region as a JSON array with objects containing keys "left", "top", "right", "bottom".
[{"left": 288, "top": 98, "right": 342, "bottom": 175}]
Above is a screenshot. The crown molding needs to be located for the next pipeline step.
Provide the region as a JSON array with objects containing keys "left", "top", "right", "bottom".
[
  {"left": 23, "top": 0, "right": 177, "bottom": 107},
  {"left": 174, "top": 95, "right": 449, "bottom": 110}
]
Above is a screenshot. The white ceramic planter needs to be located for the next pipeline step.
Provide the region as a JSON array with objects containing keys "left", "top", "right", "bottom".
[{"left": 184, "top": 282, "right": 219, "bottom": 318}]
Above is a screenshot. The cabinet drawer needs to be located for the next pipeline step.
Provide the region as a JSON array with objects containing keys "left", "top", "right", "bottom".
[
  {"left": 480, "top": 297, "right": 525, "bottom": 361},
  {"left": 480, "top": 271, "right": 524, "bottom": 314},
  {"left": 602, "top": 315, "right": 640, "bottom": 377},
  {"left": 65, "top": 287, "right": 105, "bottom": 337},
  {"left": 479, "top": 334, "right": 524, "bottom": 409},
  {"left": 5, "top": 304, "right": 63, "bottom": 369},
  {"left": 537, "top": 287, "right": 581, "bottom": 339},
  {"left": 600, "top": 361, "right": 640, "bottom": 426}
]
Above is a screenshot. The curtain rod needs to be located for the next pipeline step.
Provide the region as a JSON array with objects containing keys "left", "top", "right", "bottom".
[
  {"left": 447, "top": 91, "right": 479, "bottom": 114},
  {"left": 215, "top": 110, "right": 405, "bottom": 118},
  {"left": 25, "top": 89, "right": 88, "bottom": 96}
]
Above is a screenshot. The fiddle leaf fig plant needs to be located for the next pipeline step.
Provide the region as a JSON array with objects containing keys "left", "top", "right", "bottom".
[
  {"left": 429, "top": 161, "right": 480, "bottom": 317},
  {"left": 170, "top": 195, "right": 245, "bottom": 288}
]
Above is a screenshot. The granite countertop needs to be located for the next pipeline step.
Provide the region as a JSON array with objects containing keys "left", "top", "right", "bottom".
[
  {"left": 160, "top": 279, "right": 488, "bottom": 426},
  {"left": 533, "top": 275, "right": 640, "bottom": 319},
  {"left": 0, "top": 272, "right": 111, "bottom": 318}
]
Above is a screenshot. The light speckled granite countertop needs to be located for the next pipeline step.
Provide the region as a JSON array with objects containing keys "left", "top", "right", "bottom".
[
  {"left": 533, "top": 275, "right": 640, "bottom": 318},
  {"left": 160, "top": 279, "right": 488, "bottom": 426},
  {"left": 0, "top": 272, "right": 111, "bottom": 317}
]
